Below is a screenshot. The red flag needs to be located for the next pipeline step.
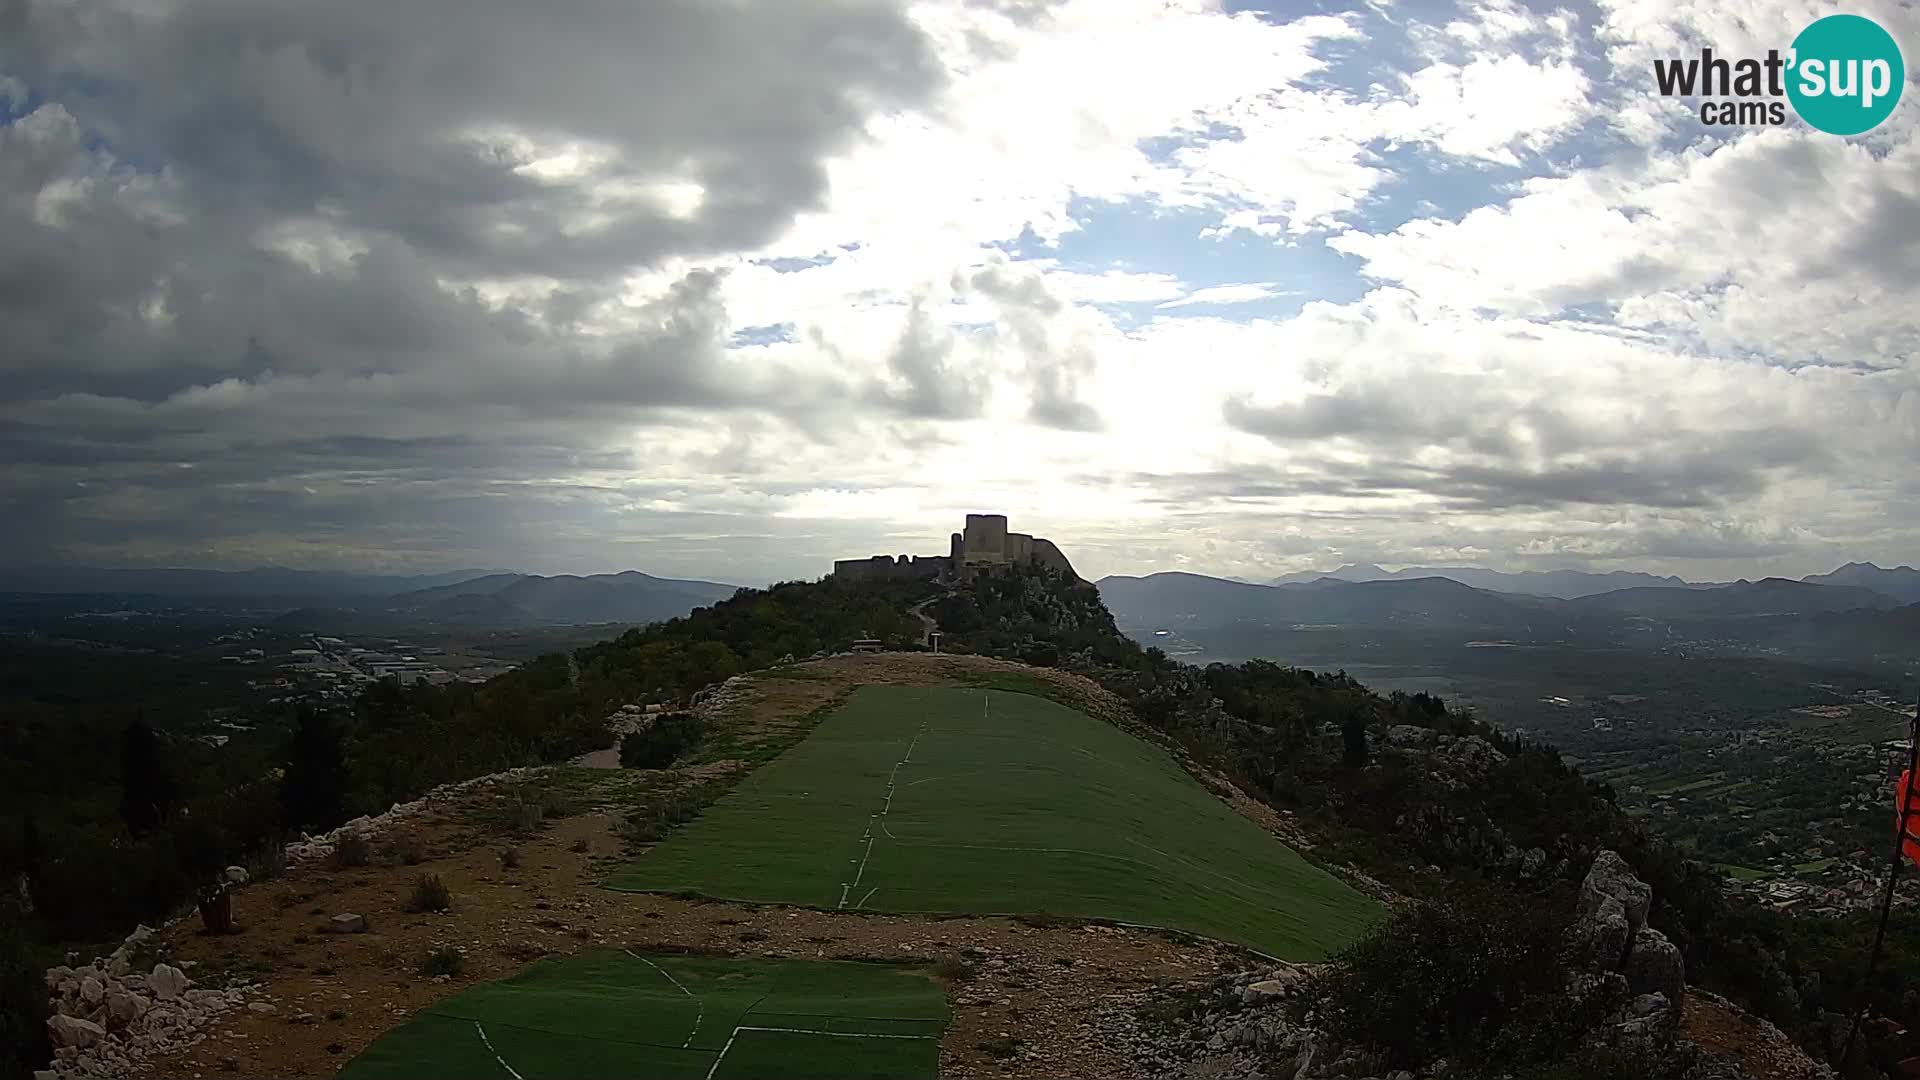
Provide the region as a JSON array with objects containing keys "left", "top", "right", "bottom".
[{"left": 1900, "top": 768, "right": 1920, "bottom": 869}]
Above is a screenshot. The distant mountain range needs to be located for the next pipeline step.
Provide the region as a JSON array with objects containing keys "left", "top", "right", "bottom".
[
  {"left": 371, "top": 571, "right": 739, "bottom": 626},
  {"left": 1261, "top": 561, "right": 1920, "bottom": 603},
  {"left": 1800, "top": 561, "right": 1920, "bottom": 603},
  {"left": 0, "top": 565, "right": 741, "bottom": 629},
  {"left": 1265, "top": 563, "right": 1711, "bottom": 598},
  {"left": 1098, "top": 567, "right": 1913, "bottom": 641},
  {"left": 0, "top": 565, "right": 509, "bottom": 599}
]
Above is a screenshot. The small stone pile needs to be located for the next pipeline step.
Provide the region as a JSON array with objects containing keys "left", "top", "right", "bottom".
[
  {"left": 691, "top": 674, "right": 754, "bottom": 723},
  {"left": 38, "top": 924, "right": 264, "bottom": 1080},
  {"left": 1115, "top": 962, "right": 1424, "bottom": 1080},
  {"left": 281, "top": 764, "right": 545, "bottom": 863}
]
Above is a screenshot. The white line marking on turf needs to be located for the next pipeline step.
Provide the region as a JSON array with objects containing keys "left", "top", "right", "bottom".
[
  {"left": 856, "top": 886, "right": 878, "bottom": 909},
  {"left": 735, "top": 1025, "right": 933, "bottom": 1039},
  {"left": 626, "top": 949, "right": 703, "bottom": 1049},
  {"left": 703, "top": 1027, "right": 743, "bottom": 1080},
  {"left": 473, "top": 1021, "right": 525, "bottom": 1080},
  {"left": 705, "top": 1023, "right": 936, "bottom": 1079},
  {"left": 837, "top": 719, "right": 926, "bottom": 909}
]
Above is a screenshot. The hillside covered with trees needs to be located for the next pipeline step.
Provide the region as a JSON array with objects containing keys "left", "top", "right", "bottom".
[{"left": 3, "top": 566, "right": 1913, "bottom": 1077}]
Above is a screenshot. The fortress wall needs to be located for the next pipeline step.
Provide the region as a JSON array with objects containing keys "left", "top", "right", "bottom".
[
  {"left": 1005, "top": 532, "right": 1034, "bottom": 562},
  {"left": 1030, "top": 538, "right": 1078, "bottom": 579},
  {"left": 963, "top": 513, "right": 1009, "bottom": 563},
  {"left": 832, "top": 555, "right": 947, "bottom": 581}
]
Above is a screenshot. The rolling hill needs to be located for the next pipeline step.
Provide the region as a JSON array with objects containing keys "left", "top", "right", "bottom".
[
  {"left": 1266, "top": 563, "right": 1705, "bottom": 598},
  {"left": 1565, "top": 577, "right": 1902, "bottom": 617},
  {"left": 1801, "top": 561, "right": 1920, "bottom": 603},
  {"left": 381, "top": 570, "right": 739, "bottom": 626},
  {"left": 0, "top": 565, "right": 505, "bottom": 600},
  {"left": 1098, "top": 570, "right": 1900, "bottom": 637}
]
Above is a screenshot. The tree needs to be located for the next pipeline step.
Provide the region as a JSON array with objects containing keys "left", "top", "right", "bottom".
[
  {"left": 119, "top": 718, "right": 175, "bottom": 836},
  {"left": 1342, "top": 713, "right": 1370, "bottom": 768},
  {"left": 280, "top": 708, "right": 347, "bottom": 834}
]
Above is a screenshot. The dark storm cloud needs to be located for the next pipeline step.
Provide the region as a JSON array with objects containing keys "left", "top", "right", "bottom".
[
  {"left": 1, "top": 0, "right": 939, "bottom": 279},
  {"left": 0, "top": 0, "right": 944, "bottom": 566}
]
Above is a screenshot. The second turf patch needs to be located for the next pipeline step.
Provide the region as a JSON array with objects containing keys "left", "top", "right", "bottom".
[{"left": 609, "top": 685, "right": 1381, "bottom": 959}]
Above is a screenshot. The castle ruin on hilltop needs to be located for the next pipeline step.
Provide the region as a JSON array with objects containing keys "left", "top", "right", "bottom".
[{"left": 832, "top": 514, "right": 1078, "bottom": 582}]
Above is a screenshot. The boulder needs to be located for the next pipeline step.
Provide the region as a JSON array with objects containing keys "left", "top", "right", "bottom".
[
  {"left": 1625, "top": 926, "right": 1686, "bottom": 1008},
  {"left": 106, "top": 989, "right": 149, "bottom": 1027},
  {"left": 47, "top": 1014, "right": 105, "bottom": 1049},
  {"left": 79, "top": 975, "right": 105, "bottom": 1005},
  {"left": 1244, "top": 979, "right": 1294, "bottom": 1003},
  {"left": 44, "top": 965, "right": 74, "bottom": 991},
  {"left": 330, "top": 913, "right": 368, "bottom": 934},
  {"left": 1579, "top": 850, "right": 1651, "bottom": 940},
  {"left": 1518, "top": 847, "right": 1547, "bottom": 878},
  {"left": 224, "top": 865, "right": 250, "bottom": 886},
  {"left": 147, "top": 963, "right": 189, "bottom": 1001},
  {"left": 1570, "top": 894, "right": 1631, "bottom": 970},
  {"left": 1440, "top": 735, "right": 1509, "bottom": 776},
  {"left": 1384, "top": 725, "right": 1440, "bottom": 748}
]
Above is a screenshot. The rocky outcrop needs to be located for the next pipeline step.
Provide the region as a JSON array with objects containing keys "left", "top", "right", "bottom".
[
  {"left": 1580, "top": 850, "right": 1652, "bottom": 938},
  {"left": 1570, "top": 850, "right": 1685, "bottom": 1042},
  {"left": 281, "top": 764, "right": 545, "bottom": 863},
  {"left": 39, "top": 924, "right": 264, "bottom": 1079}
]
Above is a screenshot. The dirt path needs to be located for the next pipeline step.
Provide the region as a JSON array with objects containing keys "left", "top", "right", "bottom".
[
  {"left": 140, "top": 799, "right": 1244, "bottom": 1079},
  {"left": 1682, "top": 990, "right": 1837, "bottom": 1080},
  {"left": 908, "top": 595, "right": 945, "bottom": 648}
]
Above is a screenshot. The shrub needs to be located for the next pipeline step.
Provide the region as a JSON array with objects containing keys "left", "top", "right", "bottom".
[
  {"left": 569, "top": 837, "right": 590, "bottom": 854},
  {"left": 405, "top": 873, "right": 451, "bottom": 913},
  {"left": 418, "top": 946, "right": 464, "bottom": 978},
  {"left": 621, "top": 713, "right": 708, "bottom": 770},
  {"left": 391, "top": 835, "right": 427, "bottom": 866},
  {"left": 328, "top": 831, "right": 370, "bottom": 869},
  {"left": 246, "top": 840, "right": 288, "bottom": 883},
  {"left": 934, "top": 955, "right": 977, "bottom": 982},
  {"left": 512, "top": 800, "right": 544, "bottom": 835},
  {"left": 499, "top": 847, "right": 520, "bottom": 870},
  {"left": 1311, "top": 882, "right": 1615, "bottom": 1075}
]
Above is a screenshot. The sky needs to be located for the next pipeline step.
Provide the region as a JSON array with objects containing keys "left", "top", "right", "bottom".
[{"left": 3, "top": 0, "right": 1918, "bottom": 587}]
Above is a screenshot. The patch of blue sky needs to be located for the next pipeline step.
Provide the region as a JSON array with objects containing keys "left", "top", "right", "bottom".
[
  {"left": 755, "top": 254, "right": 837, "bottom": 273},
  {"left": 1003, "top": 195, "right": 1375, "bottom": 326},
  {"left": 727, "top": 323, "right": 796, "bottom": 347}
]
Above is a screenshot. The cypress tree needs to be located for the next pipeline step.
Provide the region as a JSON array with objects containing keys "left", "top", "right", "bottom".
[
  {"left": 280, "top": 708, "right": 348, "bottom": 834},
  {"left": 119, "top": 718, "right": 175, "bottom": 836}
]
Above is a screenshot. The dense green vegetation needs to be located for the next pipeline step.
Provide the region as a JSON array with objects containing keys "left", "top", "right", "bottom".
[
  {"left": 340, "top": 949, "right": 949, "bottom": 1080},
  {"left": 0, "top": 576, "right": 932, "bottom": 1077},
  {"left": 621, "top": 713, "right": 708, "bottom": 769},
  {"left": 1310, "top": 882, "right": 1693, "bottom": 1080},
  {"left": 610, "top": 686, "right": 1379, "bottom": 959},
  {"left": 4, "top": 564, "right": 1916, "bottom": 1076},
  {"left": 934, "top": 565, "right": 1920, "bottom": 1077}
]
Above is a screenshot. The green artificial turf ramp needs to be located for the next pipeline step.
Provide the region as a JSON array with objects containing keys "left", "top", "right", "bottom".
[
  {"left": 338, "top": 950, "right": 947, "bottom": 1080},
  {"left": 609, "top": 685, "right": 1380, "bottom": 959}
]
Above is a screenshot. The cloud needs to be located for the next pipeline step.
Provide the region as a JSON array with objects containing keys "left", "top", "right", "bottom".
[{"left": 1156, "top": 283, "right": 1292, "bottom": 309}]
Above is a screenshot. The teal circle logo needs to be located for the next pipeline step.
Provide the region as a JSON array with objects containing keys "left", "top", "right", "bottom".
[{"left": 1787, "top": 14, "right": 1905, "bottom": 135}]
